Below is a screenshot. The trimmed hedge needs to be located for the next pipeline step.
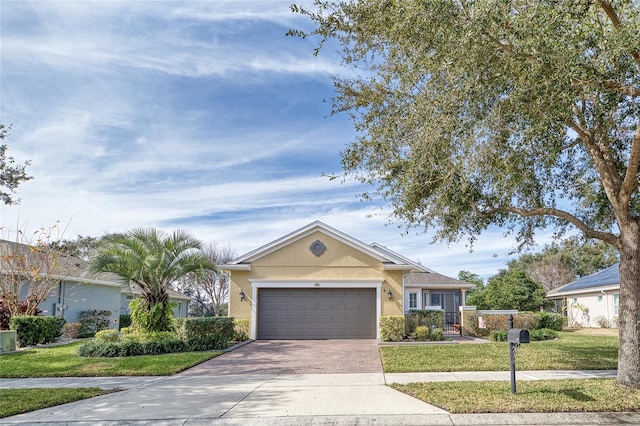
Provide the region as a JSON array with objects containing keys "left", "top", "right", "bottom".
[
  {"left": 9, "top": 316, "right": 66, "bottom": 347},
  {"left": 405, "top": 310, "right": 444, "bottom": 335},
  {"left": 78, "top": 330, "right": 228, "bottom": 357},
  {"left": 537, "top": 312, "right": 564, "bottom": 331},
  {"left": 480, "top": 313, "right": 540, "bottom": 332},
  {"left": 175, "top": 317, "right": 235, "bottom": 341},
  {"left": 380, "top": 315, "right": 405, "bottom": 342},
  {"left": 233, "top": 319, "right": 250, "bottom": 341}
]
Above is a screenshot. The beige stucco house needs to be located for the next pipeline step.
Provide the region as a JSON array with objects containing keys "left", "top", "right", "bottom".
[
  {"left": 223, "top": 221, "right": 473, "bottom": 340},
  {"left": 546, "top": 263, "right": 620, "bottom": 328}
]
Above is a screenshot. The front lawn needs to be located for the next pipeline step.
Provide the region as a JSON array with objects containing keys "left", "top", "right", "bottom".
[
  {"left": 0, "top": 388, "right": 117, "bottom": 418},
  {"left": 380, "top": 331, "right": 618, "bottom": 373},
  {"left": 0, "top": 341, "right": 222, "bottom": 378},
  {"left": 391, "top": 379, "right": 640, "bottom": 413}
]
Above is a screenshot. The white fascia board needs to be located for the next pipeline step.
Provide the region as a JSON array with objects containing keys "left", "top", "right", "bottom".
[
  {"left": 221, "top": 264, "right": 251, "bottom": 271},
  {"left": 547, "top": 284, "right": 620, "bottom": 298},
  {"left": 372, "top": 243, "right": 432, "bottom": 272}
]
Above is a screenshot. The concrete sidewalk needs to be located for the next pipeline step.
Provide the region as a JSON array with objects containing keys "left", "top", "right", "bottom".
[{"left": 2, "top": 370, "right": 638, "bottom": 425}]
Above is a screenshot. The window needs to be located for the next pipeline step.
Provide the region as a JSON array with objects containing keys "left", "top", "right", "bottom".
[
  {"left": 573, "top": 297, "right": 578, "bottom": 304},
  {"left": 409, "top": 292, "right": 418, "bottom": 309},
  {"left": 598, "top": 295, "right": 603, "bottom": 303},
  {"left": 613, "top": 293, "right": 619, "bottom": 316},
  {"left": 431, "top": 293, "right": 441, "bottom": 307}
]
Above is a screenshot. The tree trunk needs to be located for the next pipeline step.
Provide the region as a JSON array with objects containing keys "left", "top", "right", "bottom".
[{"left": 617, "top": 223, "right": 640, "bottom": 389}]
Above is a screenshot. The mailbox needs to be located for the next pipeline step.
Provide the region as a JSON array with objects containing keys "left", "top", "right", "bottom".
[{"left": 507, "top": 329, "right": 530, "bottom": 344}]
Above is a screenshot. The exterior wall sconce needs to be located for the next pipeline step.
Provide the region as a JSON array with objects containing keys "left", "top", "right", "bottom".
[
  {"left": 387, "top": 290, "right": 393, "bottom": 300},
  {"left": 239, "top": 290, "right": 246, "bottom": 302}
]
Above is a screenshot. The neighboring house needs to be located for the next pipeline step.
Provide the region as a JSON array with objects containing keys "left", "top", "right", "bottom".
[
  {"left": 120, "top": 284, "right": 190, "bottom": 319},
  {"left": 0, "top": 239, "right": 190, "bottom": 329},
  {"left": 546, "top": 264, "right": 620, "bottom": 328},
  {"left": 222, "top": 221, "right": 473, "bottom": 340}
]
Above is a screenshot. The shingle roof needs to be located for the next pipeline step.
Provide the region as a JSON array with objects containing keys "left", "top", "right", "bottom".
[{"left": 552, "top": 263, "right": 620, "bottom": 294}]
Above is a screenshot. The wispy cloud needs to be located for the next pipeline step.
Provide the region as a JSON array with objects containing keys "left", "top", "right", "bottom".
[{"left": 0, "top": 0, "right": 528, "bottom": 280}]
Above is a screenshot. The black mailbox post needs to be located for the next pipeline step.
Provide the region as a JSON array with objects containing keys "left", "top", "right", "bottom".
[{"left": 507, "top": 315, "right": 529, "bottom": 394}]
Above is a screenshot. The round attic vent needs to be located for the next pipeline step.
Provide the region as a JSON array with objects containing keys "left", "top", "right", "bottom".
[{"left": 309, "top": 240, "right": 326, "bottom": 257}]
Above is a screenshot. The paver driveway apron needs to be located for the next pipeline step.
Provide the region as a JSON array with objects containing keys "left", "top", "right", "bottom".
[{"left": 179, "top": 339, "right": 383, "bottom": 375}]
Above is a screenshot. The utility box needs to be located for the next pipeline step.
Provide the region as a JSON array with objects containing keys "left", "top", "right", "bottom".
[
  {"left": 0, "top": 330, "right": 17, "bottom": 352},
  {"left": 507, "top": 328, "right": 530, "bottom": 344}
]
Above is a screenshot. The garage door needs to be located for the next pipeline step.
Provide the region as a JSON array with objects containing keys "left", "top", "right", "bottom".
[{"left": 257, "top": 288, "right": 376, "bottom": 339}]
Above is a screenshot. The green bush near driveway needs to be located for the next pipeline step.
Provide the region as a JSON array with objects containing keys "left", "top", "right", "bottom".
[
  {"left": 79, "top": 328, "right": 228, "bottom": 357},
  {"left": 233, "top": 318, "right": 250, "bottom": 341},
  {"left": 380, "top": 315, "right": 405, "bottom": 342},
  {"left": 175, "top": 317, "right": 234, "bottom": 341},
  {"left": 9, "top": 316, "right": 65, "bottom": 347},
  {"left": 380, "top": 331, "right": 618, "bottom": 373},
  {"left": 390, "top": 379, "right": 640, "bottom": 414}
]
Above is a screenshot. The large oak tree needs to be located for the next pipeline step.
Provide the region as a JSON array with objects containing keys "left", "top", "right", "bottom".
[{"left": 292, "top": 0, "right": 640, "bottom": 387}]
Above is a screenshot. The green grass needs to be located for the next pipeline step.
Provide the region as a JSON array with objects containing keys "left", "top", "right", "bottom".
[
  {"left": 0, "top": 341, "right": 222, "bottom": 378},
  {"left": 391, "top": 379, "right": 640, "bottom": 413},
  {"left": 380, "top": 331, "right": 618, "bottom": 373},
  {"left": 0, "top": 387, "right": 117, "bottom": 418}
]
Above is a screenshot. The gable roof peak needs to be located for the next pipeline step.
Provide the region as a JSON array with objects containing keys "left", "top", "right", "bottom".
[{"left": 224, "top": 220, "right": 428, "bottom": 272}]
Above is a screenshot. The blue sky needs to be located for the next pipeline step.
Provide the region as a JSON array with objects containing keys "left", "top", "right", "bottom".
[{"left": 0, "top": 1, "right": 545, "bottom": 279}]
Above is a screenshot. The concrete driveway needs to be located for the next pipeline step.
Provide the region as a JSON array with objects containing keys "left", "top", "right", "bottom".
[{"left": 179, "top": 339, "right": 383, "bottom": 375}]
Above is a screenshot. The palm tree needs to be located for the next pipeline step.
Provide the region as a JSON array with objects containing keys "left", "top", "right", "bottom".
[{"left": 91, "top": 228, "right": 214, "bottom": 332}]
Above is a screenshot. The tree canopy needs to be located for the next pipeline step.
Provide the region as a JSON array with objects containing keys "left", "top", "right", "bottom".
[
  {"left": 292, "top": 0, "right": 640, "bottom": 388},
  {"left": 0, "top": 124, "right": 32, "bottom": 205},
  {"left": 466, "top": 267, "right": 548, "bottom": 312}
]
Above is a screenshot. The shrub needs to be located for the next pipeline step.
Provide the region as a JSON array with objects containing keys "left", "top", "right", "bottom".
[
  {"left": 415, "top": 325, "right": 430, "bottom": 341},
  {"left": 0, "top": 300, "right": 42, "bottom": 330},
  {"left": 612, "top": 316, "right": 619, "bottom": 328},
  {"left": 77, "top": 329, "right": 221, "bottom": 357},
  {"left": 186, "top": 334, "right": 228, "bottom": 352},
  {"left": 233, "top": 319, "right": 250, "bottom": 341},
  {"left": 77, "top": 310, "right": 112, "bottom": 338},
  {"left": 430, "top": 327, "right": 444, "bottom": 341},
  {"left": 119, "top": 314, "right": 132, "bottom": 329},
  {"left": 529, "top": 328, "right": 558, "bottom": 341},
  {"left": 380, "top": 315, "right": 405, "bottom": 342},
  {"left": 175, "top": 317, "right": 235, "bottom": 341},
  {"left": 514, "top": 314, "right": 540, "bottom": 330},
  {"left": 129, "top": 298, "right": 175, "bottom": 333},
  {"left": 405, "top": 310, "right": 444, "bottom": 335},
  {"left": 490, "top": 330, "right": 508, "bottom": 342},
  {"left": 95, "top": 329, "right": 120, "bottom": 343},
  {"left": 466, "top": 313, "right": 480, "bottom": 337},
  {"left": 9, "top": 316, "right": 66, "bottom": 347},
  {"left": 595, "top": 316, "right": 611, "bottom": 328},
  {"left": 537, "top": 312, "right": 564, "bottom": 331},
  {"left": 481, "top": 314, "right": 540, "bottom": 332},
  {"left": 62, "top": 322, "right": 81, "bottom": 340}
]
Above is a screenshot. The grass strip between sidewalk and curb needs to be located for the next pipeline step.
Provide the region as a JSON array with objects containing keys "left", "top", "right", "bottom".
[
  {"left": 380, "top": 331, "right": 618, "bottom": 373},
  {"left": 0, "top": 387, "right": 118, "bottom": 418},
  {"left": 0, "top": 341, "right": 222, "bottom": 377},
  {"left": 390, "top": 379, "right": 640, "bottom": 413}
]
